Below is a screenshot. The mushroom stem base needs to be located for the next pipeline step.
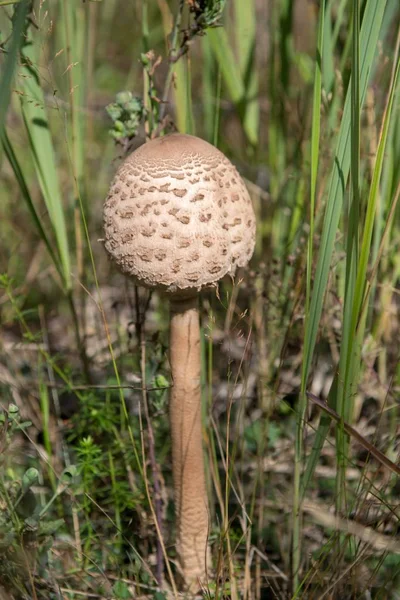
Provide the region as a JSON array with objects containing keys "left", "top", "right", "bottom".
[{"left": 169, "top": 297, "right": 210, "bottom": 589}]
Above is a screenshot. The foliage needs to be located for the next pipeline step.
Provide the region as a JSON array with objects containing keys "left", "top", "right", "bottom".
[
  {"left": 106, "top": 91, "right": 144, "bottom": 143},
  {"left": 0, "top": 404, "right": 75, "bottom": 597}
]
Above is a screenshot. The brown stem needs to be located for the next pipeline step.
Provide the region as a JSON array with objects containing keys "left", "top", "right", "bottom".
[
  {"left": 169, "top": 296, "right": 210, "bottom": 588},
  {"left": 158, "top": 0, "right": 185, "bottom": 123}
]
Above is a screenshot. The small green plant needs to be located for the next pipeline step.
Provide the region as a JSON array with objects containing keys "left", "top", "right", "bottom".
[
  {"left": 106, "top": 91, "right": 144, "bottom": 143},
  {"left": 176, "top": 0, "right": 227, "bottom": 60},
  {"left": 0, "top": 404, "right": 76, "bottom": 598},
  {"left": 112, "top": 579, "right": 132, "bottom": 599}
]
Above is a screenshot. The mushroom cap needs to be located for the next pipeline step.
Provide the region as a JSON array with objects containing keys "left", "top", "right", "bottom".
[{"left": 103, "top": 134, "right": 256, "bottom": 295}]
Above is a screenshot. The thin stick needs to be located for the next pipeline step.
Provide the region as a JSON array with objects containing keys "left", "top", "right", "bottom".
[
  {"left": 134, "top": 287, "right": 165, "bottom": 587},
  {"left": 158, "top": 0, "right": 185, "bottom": 123}
]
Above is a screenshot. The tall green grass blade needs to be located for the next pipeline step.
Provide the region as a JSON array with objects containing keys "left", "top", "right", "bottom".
[
  {"left": 39, "top": 368, "right": 57, "bottom": 492},
  {"left": 61, "top": 0, "right": 87, "bottom": 292},
  {"left": 352, "top": 57, "right": 400, "bottom": 333},
  {"left": 267, "top": 2, "right": 287, "bottom": 201},
  {"left": 19, "top": 29, "right": 71, "bottom": 290},
  {"left": 300, "top": 0, "right": 389, "bottom": 497},
  {"left": 307, "top": 5, "right": 325, "bottom": 318},
  {"left": 234, "top": 0, "right": 259, "bottom": 146},
  {"left": 2, "top": 131, "right": 63, "bottom": 281},
  {"left": 173, "top": 59, "right": 190, "bottom": 134},
  {"left": 61, "top": 0, "right": 86, "bottom": 196},
  {"left": 0, "top": 0, "right": 24, "bottom": 6},
  {"left": 202, "top": 35, "right": 215, "bottom": 142},
  {"left": 142, "top": 0, "right": 149, "bottom": 52},
  {"left": 0, "top": 0, "right": 28, "bottom": 137},
  {"left": 300, "top": 50, "right": 400, "bottom": 502},
  {"left": 213, "top": 66, "right": 222, "bottom": 147},
  {"left": 293, "top": 0, "right": 388, "bottom": 588},
  {"left": 332, "top": 0, "right": 349, "bottom": 48},
  {"left": 207, "top": 28, "right": 244, "bottom": 104},
  {"left": 292, "top": 0, "right": 325, "bottom": 587},
  {"left": 184, "top": 56, "right": 194, "bottom": 135},
  {"left": 334, "top": 0, "right": 361, "bottom": 516},
  {"left": 207, "top": 27, "right": 257, "bottom": 145},
  {"left": 322, "top": 0, "right": 335, "bottom": 95},
  {"left": 301, "top": 0, "right": 387, "bottom": 391},
  {"left": 300, "top": 377, "right": 338, "bottom": 498}
]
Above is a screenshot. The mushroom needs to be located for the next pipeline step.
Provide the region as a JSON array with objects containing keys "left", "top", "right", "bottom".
[{"left": 103, "top": 134, "right": 256, "bottom": 589}]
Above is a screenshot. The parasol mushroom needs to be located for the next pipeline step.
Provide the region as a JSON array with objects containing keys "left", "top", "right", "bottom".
[{"left": 103, "top": 133, "right": 256, "bottom": 589}]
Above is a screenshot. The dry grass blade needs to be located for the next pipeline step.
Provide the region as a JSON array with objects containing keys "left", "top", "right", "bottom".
[
  {"left": 307, "top": 392, "right": 400, "bottom": 477},
  {"left": 304, "top": 501, "right": 400, "bottom": 555}
]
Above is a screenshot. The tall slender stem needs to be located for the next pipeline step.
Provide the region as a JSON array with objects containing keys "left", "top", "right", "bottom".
[
  {"left": 169, "top": 296, "right": 210, "bottom": 588},
  {"left": 135, "top": 288, "right": 164, "bottom": 586},
  {"left": 158, "top": 0, "right": 185, "bottom": 123}
]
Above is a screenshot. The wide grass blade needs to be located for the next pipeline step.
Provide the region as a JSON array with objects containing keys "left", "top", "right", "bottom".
[
  {"left": 2, "top": 131, "right": 63, "bottom": 281},
  {"left": 60, "top": 0, "right": 87, "bottom": 288},
  {"left": 19, "top": 28, "right": 72, "bottom": 291},
  {"left": 0, "top": 0, "right": 29, "bottom": 137},
  {"left": 207, "top": 27, "right": 257, "bottom": 145},
  {"left": 233, "top": 0, "right": 259, "bottom": 147},
  {"left": 60, "top": 0, "right": 86, "bottom": 196},
  {"left": 207, "top": 28, "right": 244, "bottom": 105}
]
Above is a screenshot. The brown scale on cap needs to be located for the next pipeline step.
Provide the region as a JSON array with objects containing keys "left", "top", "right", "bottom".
[{"left": 103, "top": 133, "right": 256, "bottom": 294}]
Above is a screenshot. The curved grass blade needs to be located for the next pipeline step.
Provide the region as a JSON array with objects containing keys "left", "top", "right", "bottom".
[
  {"left": 302, "top": 0, "right": 387, "bottom": 385},
  {"left": 19, "top": 27, "right": 72, "bottom": 291},
  {"left": 293, "top": 0, "right": 388, "bottom": 589},
  {"left": 2, "top": 131, "right": 63, "bottom": 281}
]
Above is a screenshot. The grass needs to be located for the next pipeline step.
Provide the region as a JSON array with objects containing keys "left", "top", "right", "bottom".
[{"left": 0, "top": 0, "right": 400, "bottom": 599}]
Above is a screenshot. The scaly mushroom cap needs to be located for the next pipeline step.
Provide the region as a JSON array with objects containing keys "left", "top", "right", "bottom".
[{"left": 103, "top": 134, "right": 256, "bottom": 294}]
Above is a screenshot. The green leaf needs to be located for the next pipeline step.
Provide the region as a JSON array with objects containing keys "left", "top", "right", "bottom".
[
  {"left": 59, "top": 465, "right": 78, "bottom": 485},
  {"left": 22, "top": 468, "right": 39, "bottom": 492},
  {"left": 38, "top": 519, "right": 65, "bottom": 536},
  {"left": 16, "top": 489, "right": 37, "bottom": 519},
  {"left": 112, "top": 580, "right": 132, "bottom": 599},
  {"left": 8, "top": 404, "right": 19, "bottom": 418}
]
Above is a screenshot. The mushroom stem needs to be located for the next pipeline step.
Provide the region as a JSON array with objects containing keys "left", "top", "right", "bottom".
[{"left": 169, "top": 296, "right": 209, "bottom": 588}]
